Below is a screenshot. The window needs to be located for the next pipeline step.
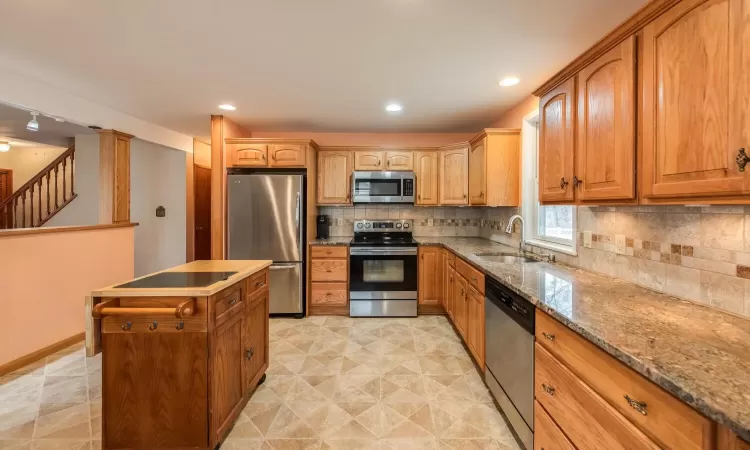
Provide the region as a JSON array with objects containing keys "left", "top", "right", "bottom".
[{"left": 521, "top": 112, "right": 577, "bottom": 255}]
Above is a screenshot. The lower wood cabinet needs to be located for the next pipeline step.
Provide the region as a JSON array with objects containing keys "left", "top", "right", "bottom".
[
  {"left": 243, "top": 291, "right": 269, "bottom": 395},
  {"left": 310, "top": 245, "right": 349, "bottom": 315},
  {"left": 212, "top": 311, "right": 245, "bottom": 442},
  {"left": 466, "top": 286, "right": 485, "bottom": 368},
  {"left": 534, "top": 400, "right": 575, "bottom": 450},
  {"left": 418, "top": 246, "right": 442, "bottom": 306}
]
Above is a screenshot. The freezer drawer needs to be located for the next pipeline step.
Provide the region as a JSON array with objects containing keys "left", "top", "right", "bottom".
[{"left": 269, "top": 263, "right": 303, "bottom": 314}]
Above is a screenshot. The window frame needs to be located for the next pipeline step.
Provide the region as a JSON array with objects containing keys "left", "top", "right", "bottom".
[{"left": 521, "top": 110, "right": 578, "bottom": 256}]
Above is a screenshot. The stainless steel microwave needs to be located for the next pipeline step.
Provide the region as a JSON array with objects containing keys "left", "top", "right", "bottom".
[{"left": 352, "top": 171, "right": 415, "bottom": 204}]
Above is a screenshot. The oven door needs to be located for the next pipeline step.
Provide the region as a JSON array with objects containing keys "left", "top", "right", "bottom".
[{"left": 349, "top": 247, "right": 418, "bottom": 297}]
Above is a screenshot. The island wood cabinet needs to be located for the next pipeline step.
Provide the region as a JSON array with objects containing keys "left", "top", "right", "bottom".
[
  {"left": 317, "top": 150, "right": 353, "bottom": 204},
  {"left": 468, "top": 129, "right": 521, "bottom": 206},
  {"left": 439, "top": 144, "right": 469, "bottom": 205},
  {"left": 415, "top": 151, "right": 439, "bottom": 205},
  {"left": 309, "top": 245, "right": 349, "bottom": 315},
  {"left": 226, "top": 139, "right": 315, "bottom": 168},
  {"left": 93, "top": 267, "right": 270, "bottom": 450},
  {"left": 535, "top": 309, "right": 717, "bottom": 450},
  {"left": 641, "top": 0, "right": 750, "bottom": 201}
]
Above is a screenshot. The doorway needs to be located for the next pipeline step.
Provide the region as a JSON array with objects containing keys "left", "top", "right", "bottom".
[
  {"left": 194, "top": 165, "right": 212, "bottom": 260},
  {"left": 0, "top": 169, "right": 12, "bottom": 202}
]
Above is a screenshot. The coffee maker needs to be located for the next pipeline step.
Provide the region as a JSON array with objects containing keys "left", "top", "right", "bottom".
[{"left": 316, "top": 215, "right": 330, "bottom": 240}]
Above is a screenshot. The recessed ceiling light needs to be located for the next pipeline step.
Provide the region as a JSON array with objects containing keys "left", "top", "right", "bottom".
[
  {"left": 27, "top": 112, "right": 39, "bottom": 131},
  {"left": 0, "top": 141, "right": 10, "bottom": 152},
  {"left": 499, "top": 76, "right": 520, "bottom": 87},
  {"left": 218, "top": 104, "right": 237, "bottom": 111},
  {"left": 385, "top": 103, "right": 403, "bottom": 112}
]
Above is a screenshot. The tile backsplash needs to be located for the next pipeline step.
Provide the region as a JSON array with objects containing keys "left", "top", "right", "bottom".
[{"left": 319, "top": 205, "right": 750, "bottom": 318}]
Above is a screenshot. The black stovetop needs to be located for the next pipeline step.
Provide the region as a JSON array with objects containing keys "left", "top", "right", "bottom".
[
  {"left": 349, "top": 232, "right": 417, "bottom": 247},
  {"left": 115, "top": 271, "right": 239, "bottom": 289}
]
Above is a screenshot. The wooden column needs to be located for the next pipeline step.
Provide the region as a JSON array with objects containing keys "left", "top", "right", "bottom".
[
  {"left": 98, "top": 130, "right": 133, "bottom": 224},
  {"left": 209, "top": 116, "right": 250, "bottom": 260}
]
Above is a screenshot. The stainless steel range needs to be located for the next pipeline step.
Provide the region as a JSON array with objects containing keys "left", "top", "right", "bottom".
[{"left": 349, "top": 220, "right": 418, "bottom": 317}]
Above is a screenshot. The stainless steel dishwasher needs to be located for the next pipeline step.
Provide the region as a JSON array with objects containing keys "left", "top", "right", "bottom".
[{"left": 485, "top": 276, "right": 535, "bottom": 450}]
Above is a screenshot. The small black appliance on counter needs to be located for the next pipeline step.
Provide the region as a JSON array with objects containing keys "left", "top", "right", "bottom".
[{"left": 316, "top": 215, "right": 330, "bottom": 240}]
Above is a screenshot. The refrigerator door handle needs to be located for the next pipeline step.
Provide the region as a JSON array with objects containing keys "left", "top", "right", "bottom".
[
  {"left": 295, "top": 191, "right": 301, "bottom": 254},
  {"left": 270, "top": 263, "right": 299, "bottom": 269}
]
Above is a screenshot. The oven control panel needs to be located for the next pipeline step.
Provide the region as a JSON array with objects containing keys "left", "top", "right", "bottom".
[{"left": 353, "top": 220, "right": 413, "bottom": 232}]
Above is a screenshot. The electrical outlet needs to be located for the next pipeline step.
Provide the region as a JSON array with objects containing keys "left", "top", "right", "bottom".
[
  {"left": 615, "top": 234, "right": 626, "bottom": 254},
  {"left": 428, "top": 218, "right": 434, "bottom": 226},
  {"left": 583, "top": 231, "right": 592, "bottom": 248}
]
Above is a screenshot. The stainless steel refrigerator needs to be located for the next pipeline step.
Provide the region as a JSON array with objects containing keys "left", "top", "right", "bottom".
[{"left": 227, "top": 173, "right": 305, "bottom": 315}]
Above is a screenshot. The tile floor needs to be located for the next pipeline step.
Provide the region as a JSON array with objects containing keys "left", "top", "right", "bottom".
[{"left": 0, "top": 316, "right": 520, "bottom": 450}]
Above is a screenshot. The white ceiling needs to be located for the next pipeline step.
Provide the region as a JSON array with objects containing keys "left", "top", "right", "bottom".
[{"left": 0, "top": 0, "right": 647, "bottom": 136}]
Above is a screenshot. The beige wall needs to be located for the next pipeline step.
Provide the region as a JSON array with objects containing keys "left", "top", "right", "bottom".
[
  {"left": 0, "top": 145, "right": 67, "bottom": 192},
  {"left": 490, "top": 95, "right": 539, "bottom": 128},
  {"left": 249, "top": 132, "right": 476, "bottom": 147},
  {"left": 0, "top": 225, "right": 135, "bottom": 366},
  {"left": 193, "top": 139, "right": 211, "bottom": 168}
]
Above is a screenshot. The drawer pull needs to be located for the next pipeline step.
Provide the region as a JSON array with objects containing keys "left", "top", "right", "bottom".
[
  {"left": 245, "top": 347, "right": 255, "bottom": 360},
  {"left": 176, "top": 321, "right": 184, "bottom": 330},
  {"left": 121, "top": 321, "right": 131, "bottom": 331},
  {"left": 471, "top": 276, "right": 477, "bottom": 283},
  {"left": 542, "top": 332, "right": 556, "bottom": 341},
  {"left": 542, "top": 384, "right": 556, "bottom": 395},
  {"left": 255, "top": 281, "right": 265, "bottom": 289},
  {"left": 624, "top": 395, "right": 648, "bottom": 416},
  {"left": 228, "top": 297, "right": 239, "bottom": 306},
  {"left": 326, "top": 269, "right": 332, "bottom": 273},
  {"left": 149, "top": 321, "right": 158, "bottom": 331},
  {"left": 325, "top": 292, "right": 333, "bottom": 297}
]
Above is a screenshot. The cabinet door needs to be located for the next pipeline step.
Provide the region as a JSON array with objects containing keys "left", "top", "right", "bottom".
[
  {"left": 418, "top": 247, "right": 441, "bottom": 305},
  {"left": 269, "top": 144, "right": 306, "bottom": 167},
  {"left": 317, "top": 151, "right": 352, "bottom": 204},
  {"left": 385, "top": 150, "right": 414, "bottom": 171},
  {"left": 454, "top": 275, "right": 469, "bottom": 338},
  {"left": 539, "top": 78, "right": 576, "bottom": 202},
  {"left": 440, "top": 147, "right": 469, "bottom": 205},
  {"left": 642, "top": 0, "right": 750, "bottom": 198},
  {"left": 445, "top": 264, "right": 455, "bottom": 320},
  {"left": 469, "top": 286, "right": 485, "bottom": 368},
  {"left": 228, "top": 143, "right": 268, "bottom": 167},
  {"left": 242, "top": 291, "right": 269, "bottom": 394},
  {"left": 415, "top": 151, "right": 439, "bottom": 205},
  {"left": 469, "top": 138, "right": 487, "bottom": 205},
  {"left": 577, "top": 36, "right": 636, "bottom": 201},
  {"left": 212, "top": 312, "right": 245, "bottom": 443},
  {"left": 354, "top": 150, "right": 384, "bottom": 170},
  {"left": 535, "top": 400, "right": 576, "bottom": 450},
  {"left": 440, "top": 250, "right": 449, "bottom": 309}
]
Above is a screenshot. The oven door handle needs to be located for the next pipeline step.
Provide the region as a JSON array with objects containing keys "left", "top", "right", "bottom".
[{"left": 350, "top": 248, "right": 418, "bottom": 256}]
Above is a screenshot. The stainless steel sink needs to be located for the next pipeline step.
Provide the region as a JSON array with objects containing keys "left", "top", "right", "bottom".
[{"left": 474, "top": 253, "right": 539, "bottom": 264}]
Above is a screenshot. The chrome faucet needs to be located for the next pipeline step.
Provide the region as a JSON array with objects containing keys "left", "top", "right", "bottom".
[{"left": 505, "top": 215, "right": 525, "bottom": 253}]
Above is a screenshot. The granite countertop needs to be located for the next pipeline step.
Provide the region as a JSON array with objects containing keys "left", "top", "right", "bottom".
[
  {"left": 310, "top": 238, "right": 352, "bottom": 245},
  {"left": 416, "top": 237, "right": 750, "bottom": 440},
  {"left": 92, "top": 260, "right": 273, "bottom": 297}
]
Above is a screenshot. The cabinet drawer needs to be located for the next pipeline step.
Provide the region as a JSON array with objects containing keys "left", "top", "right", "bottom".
[
  {"left": 246, "top": 269, "right": 268, "bottom": 298},
  {"left": 311, "top": 260, "right": 348, "bottom": 282},
  {"left": 269, "top": 144, "right": 306, "bottom": 167},
  {"left": 536, "top": 310, "right": 715, "bottom": 450},
  {"left": 227, "top": 143, "right": 268, "bottom": 167},
  {"left": 214, "top": 284, "right": 244, "bottom": 326},
  {"left": 534, "top": 400, "right": 575, "bottom": 450},
  {"left": 311, "top": 246, "right": 348, "bottom": 259},
  {"left": 311, "top": 282, "right": 348, "bottom": 305},
  {"left": 456, "top": 257, "right": 484, "bottom": 294},
  {"left": 535, "top": 344, "right": 660, "bottom": 450}
]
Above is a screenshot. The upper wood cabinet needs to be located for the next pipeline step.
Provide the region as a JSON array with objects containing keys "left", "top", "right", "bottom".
[
  {"left": 226, "top": 139, "right": 315, "bottom": 168},
  {"left": 469, "top": 129, "right": 521, "bottom": 206},
  {"left": 415, "top": 151, "right": 439, "bottom": 205},
  {"left": 539, "top": 78, "right": 576, "bottom": 203},
  {"left": 384, "top": 150, "right": 414, "bottom": 171},
  {"left": 641, "top": 0, "right": 750, "bottom": 200},
  {"left": 269, "top": 144, "right": 306, "bottom": 167},
  {"left": 354, "top": 150, "right": 384, "bottom": 171},
  {"left": 439, "top": 144, "right": 469, "bottom": 205},
  {"left": 227, "top": 142, "right": 267, "bottom": 167},
  {"left": 576, "top": 36, "right": 636, "bottom": 201},
  {"left": 317, "top": 151, "right": 352, "bottom": 204}
]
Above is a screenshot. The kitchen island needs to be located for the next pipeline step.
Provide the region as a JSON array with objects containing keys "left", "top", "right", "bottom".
[{"left": 87, "top": 260, "right": 272, "bottom": 450}]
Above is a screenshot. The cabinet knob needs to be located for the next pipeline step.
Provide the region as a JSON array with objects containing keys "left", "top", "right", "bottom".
[
  {"left": 229, "top": 297, "right": 238, "bottom": 306},
  {"left": 262, "top": 154, "right": 266, "bottom": 160},
  {"left": 245, "top": 347, "right": 255, "bottom": 360},
  {"left": 149, "top": 321, "right": 158, "bottom": 331},
  {"left": 463, "top": 194, "right": 467, "bottom": 200},
  {"left": 255, "top": 281, "right": 265, "bottom": 289},
  {"left": 736, "top": 148, "right": 749, "bottom": 172},
  {"left": 624, "top": 395, "right": 648, "bottom": 415},
  {"left": 542, "top": 332, "right": 556, "bottom": 341},
  {"left": 121, "top": 321, "right": 131, "bottom": 331},
  {"left": 573, "top": 176, "right": 582, "bottom": 188},
  {"left": 560, "top": 177, "right": 569, "bottom": 189},
  {"left": 542, "top": 383, "right": 555, "bottom": 395},
  {"left": 176, "top": 321, "right": 184, "bottom": 330}
]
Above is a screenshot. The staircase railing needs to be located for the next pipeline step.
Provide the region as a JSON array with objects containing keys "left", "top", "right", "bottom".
[{"left": 0, "top": 146, "right": 77, "bottom": 229}]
